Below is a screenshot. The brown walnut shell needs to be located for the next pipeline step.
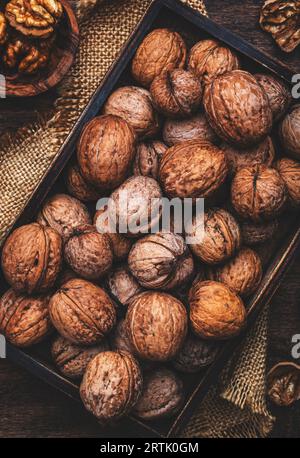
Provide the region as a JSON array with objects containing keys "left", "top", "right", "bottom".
[
  {"left": 267, "top": 362, "right": 300, "bottom": 407},
  {"left": 280, "top": 105, "right": 300, "bottom": 160},
  {"left": 255, "top": 73, "right": 292, "bottom": 122},
  {"left": 131, "top": 28, "right": 187, "bottom": 88},
  {"left": 0, "top": 12, "right": 8, "bottom": 46},
  {"left": 0, "top": 288, "right": 52, "bottom": 347},
  {"left": 49, "top": 278, "right": 116, "bottom": 345},
  {"left": 241, "top": 219, "right": 279, "bottom": 246},
  {"left": 276, "top": 157, "right": 300, "bottom": 206},
  {"left": 204, "top": 70, "right": 273, "bottom": 148},
  {"left": 231, "top": 165, "right": 287, "bottom": 222},
  {"left": 163, "top": 113, "right": 219, "bottom": 147},
  {"left": 172, "top": 332, "right": 219, "bottom": 373},
  {"left": 66, "top": 163, "right": 99, "bottom": 202},
  {"left": 1, "top": 222, "right": 62, "bottom": 294},
  {"left": 107, "top": 266, "right": 144, "bottom": 307},
  {"left": 77, "top": 115, "right": 136, "bottom": 191},
  {"left": 189, "top": 280, "right": 246, "bottom": 339},
  {"left": 133, "top": 140, "right": 167, "bottom": 179},
  {"left": 125, "top": 291, "right": 188, "bottom": 361}
]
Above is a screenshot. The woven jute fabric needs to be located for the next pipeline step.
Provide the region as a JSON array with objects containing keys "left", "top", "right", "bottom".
[{"left": 0, "top": 0, "right": 274, "bottom": 437}]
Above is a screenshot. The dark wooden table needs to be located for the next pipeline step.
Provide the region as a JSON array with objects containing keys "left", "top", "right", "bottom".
[{"left": 0, "top": 0, "right": 300, "bottom": 438}]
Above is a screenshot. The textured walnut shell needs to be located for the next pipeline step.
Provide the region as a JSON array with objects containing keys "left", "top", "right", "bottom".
[
  {"left": 159, "top": 140, "right": 228, "bottom": 200},
  {"left": 276, "top": 157, "right": 300, "bottom": 206},
  {"left": 150, "top": 69, "right": 202, "bottom": 118},
  {"left": 49, "top": 278, "right": 116, "bottom": 345},
  {"left": 131, "top": 28, "right": 187, "bottom": 88},
  {"left": 77, "top": 115, "right": 136, "bottom": 191},
  {"left": 255, "top": 73, "right": 292, "bottom": 121},
  {"left": 133, "top": 140, "right": 167, "bottom": 179},
  {"left": 186, "top": 208, "right": 241, "bottom": 265},
  {"left": 66, "top": 163, "right": 99, "bottom": 202},
  {"left": 172, "top": 333, "right": 219, "bottom": 373},
  {"left": 267, "top": 362, "right": 300, "bottom": 407},
  {"left": 188, "top": 39, "right": 240, "bottom": 85},
  {"left": 1, "top": 222, "right": 62, "bottom": 294},
  {"left": 0, "top": 289, "right": 52, "bottom": 347},
  {"left": 51, "top": 335, "right": 109, "bottom": 380},
  {"left": 231, "top": 165, "right": 287, "bottom": 222},
  {"left": 128, "top": 232, "right": 194, "bottom": 291},
  {"left": 37, "top": 193, "right": 91, "bottom": 243},
  {"left": 222, "top": 136, "right": 275, "bottom": 177},
  {"left": 64, "top": 225, "right": 113, "bottom": 280},
  {"left": 110, "top": 319, "right": 135, "bottom": 354},
  {"left": 0, "top": 12, "right": 8, "bottom": 46},
  {"left": 80, "top": 350, "right": 143, "bottom": 422},
  {"left": 125, "top": 291, "right": 188, "bottom": 361},
  {"left": 189, "top": 280, "right": 246, "bottom": 339},
  {"left": 163, "top": 114, "right": 220, "bottom": 147},
  {"left": 241, "top": 219, "right": 279, "bottom": 246},
  {"left": 280, "top": 105, "right": 300, "bottom": 160},
  {"left": 107, "top": 266, "right": 144, "bottom": 307},
  {"left": 204, "top": 70, "right": 273, "bottom": 148},
  {"left": 133, "top": 368, "right": 184, "bottom": 421},
  {"left": 103, "top": 87, "right": 160, "bottom": 139}
]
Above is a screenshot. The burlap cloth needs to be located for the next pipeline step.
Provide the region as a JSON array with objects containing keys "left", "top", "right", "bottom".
[{"left": 0, "top": 0, "right": 275, "bottom": 437}]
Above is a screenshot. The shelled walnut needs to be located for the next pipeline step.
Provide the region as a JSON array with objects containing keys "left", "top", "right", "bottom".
[
  {"left": 241, "top": 219, "right": 279, "bottom": 246},
  {"left": 0, "top": 12, "right": 8, "bottom": 45},
  {"left": 133, "top": 140, "right": 167, "bottom": 179},
  {"left": 255, "top": 73, "right": 292, "bottom": 121},
  {"left": 267, "top": 362, "right": 300, "bottom": 406},
  {"left": 3, "top": 35, "right": 51, "bottom": 74},
  {"left": 280, "top": 105, "right": 300, "bottom": 160},
  {"left": 276, "top": 157, "right": 300, "bottom": 206},
  {"left": 1, "top": 222, "right": 62, "bottom": 294},
  {"left": 172, "top": 333, "right": 219, "bottom": 373},
  {"left": 66, "top": 163, "right": 99, "bottom": 202},
  {"left": 107, "top": 266, "right": 144, "bottom": 307},
  {"left": 0, "top": 289, "right": 52, "bottom": 347},
  {"left": 189, "top": 280, "right": 246, "bottom": 339},
  {"left": 132, "top": 28, "right": 187, "bottom": 88},
  {"left": 163, "top": 113, "right": 219, "bottom": 146}
]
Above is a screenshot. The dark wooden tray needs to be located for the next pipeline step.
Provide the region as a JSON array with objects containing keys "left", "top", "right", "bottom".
[{"left": 2, "top": 0, "right": 300, "bottom": 438}]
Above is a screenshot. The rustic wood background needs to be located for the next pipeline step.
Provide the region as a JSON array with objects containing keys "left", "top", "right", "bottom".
[{"left": 0, "top": 0, "right": 299, "bottom": 438}]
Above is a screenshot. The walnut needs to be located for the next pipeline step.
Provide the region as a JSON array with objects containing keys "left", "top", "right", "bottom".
[
  {"left": 260, "top": 0, "right": 300, "bottom": 53},
  {"left": 207, "top": 247, "right": 263, "bottom": 298},
  {"left": 128, "top": 232, "right": 194, "bottom": 291},
  {"left": 110, "top": 176, "right": 163, "bottom": 238},
  {"left": 267, "top": 362, "right": 300, "bottom": 406},
  {"left": 163, "top": 114, "right": 220, "bottom": 147},
  {"left": 133, "top": 140, "right": 167, "bottom": 179},
  {"left": 80, "top": 350, "right": 142, "bottom": 422},
  {"left": 255, "top": 73, "right": 292, "bottom": 121},
  {"left": 0, "top": 12, "right": 8, "bottom": 46},
  {"left": 110, "top": 319, "right": 135, "bottom": 354},
  {"left": 125, "top": 291, "right": 188, "bottom": 361},
  {"left": 131, "top": 28, "right": 187, "bottom": 88},
  {"left": 3, "top": 34, "right": 51, "bottom": 74},
  {"left": 1, "top": 222, "right": 62, "bottom": 294},
  {"left": 49, "top": 278, "right": 116, "bottom": 345},
  {"left": 222, "top": 136, "right": 275, "bottom": 177},
  {"left": 186, "top": 208, "right": 241, "bottom": 265},
  {"left": 77, "top": 115, "right": 136, "bottom": 191},
  {"left": 276, "top": 157, "right": 300, "bottom": 206},
  {"left": 66, "top": 163, "right": 99, "bottom": 202},
  {"left": 37, "top": 193, "right": 91, "bottom": 243},
  {"left": 103, "top": 87, "right": 160, "bottom": 139},
  {"left": 188, "top": 39, "right": 240, "bottom": 85},
  {"left": 280, "top": 105, "right": 300, "bottom": 160},
  {"left": 51, "top": 335, "right": 109, "bottom": 380},
  {"left": 159, "top": 140, "right": 227, "bottom": 200},
  {"left": 231, "top": 165, "right": 287, "bottom": 221},
  {"left": 172, "top": 333, "right": 219, "bottom": 373},
  {"left": 133, "top": 368, "right": 184, "bottom": 421},
  {"left": 241, "top": 219, "right": 279, "bottom": 245},
  {"left": 204, "top": 70, "right": 273, "bottom": 148},
  {"left": 5, "top": 0, "right": 63, "bottom": 39},
  {"left": 150, "top": 69, "right": 202, "bottom": 118},
  {"left": 107, "top": 266, "right": 144, "bottom": 307},
  {"left": 64, "top": 225, "right": 113, "bottom": 280},
  {"left": 189, "top": 280, "right": 246, "bottom": 339},
  {"left": 0, "top": 288, "right": 52, "bottom": 347}
]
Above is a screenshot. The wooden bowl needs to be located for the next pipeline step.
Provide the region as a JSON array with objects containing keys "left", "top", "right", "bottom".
[{"left": 3, "top": 0, "right": 79, "bottom": 97}]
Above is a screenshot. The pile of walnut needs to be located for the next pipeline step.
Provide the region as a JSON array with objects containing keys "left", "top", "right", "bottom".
[
  {"left": 1, "top": 28, "right": 300, "bottom": 424},
  {"left": 0, "top": 0, "right": 63, "bottom": 75}
]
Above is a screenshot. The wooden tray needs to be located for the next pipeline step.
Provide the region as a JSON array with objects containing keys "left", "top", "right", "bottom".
[{"left": 2, "top": 0, "right": 300, "bottom": 438}]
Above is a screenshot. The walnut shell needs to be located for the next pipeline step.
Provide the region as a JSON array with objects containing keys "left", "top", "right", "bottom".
[
  {"left": 204, "top": 70, "right": 273, "bottom": 148},
  {"left": 0, "top": 289, "right": 52, "bottom": 347},
  {"left": 80, "top": 350, "right": 143, "bottom": 422},
  {"left": 133, "top": 140, "right": 167, "bottom": 179},
  {"left": 163, "top": 114, "right": 220, "bottom": 147},
  {"left": 276, "top": 157, "right": 300, "bottom": 206},
  {"left": 280, "top": 105, "right": 300, "bottom": 160},
  {"left": 133, "top": 368, "right": 184, "bottom": 421},
  {"left": 172, "top": 333, "right": 219, "bottom": 373},
  {"left": 125, "top": 291, "right": 188, "bottom": 361},
  {"left": 77, "top": 115, "right": 136, "bottom": 191},
  {"left": 110, "top": 319, "right": 135, "bottom": 354},
  {"left": 51, "top": 335, "right": 109, "bottom": 380},
  {"left": 255, "top": 73, "right": 292, "bottom": 121},
  {"left": 128, "top": 232, "right": 194, "bottom": 291},
  {"left": 231, "top": 165, "right": 287, "bottom": 221},
  {"left": 64, "top": 225, "right": 113, "bottom": 280},
  {"left": 159, "top": 140, "right": 228, "bottom": 200},
  {"left": 37, "top": 193, "right": 91, "bottom": 243},
  {"left": 1, "top": 222, "right": 62, "bottom": 294},
  {"left": 107, "top": 266, "right": 144, "bottom": 307},
  {"left": 49, "top": 278, "right": 116, "bottom": 345},
  {"left": 188, "top": 39, "right": 240, "bottom": 85},
  {"left": 103, "top": 87, "right": 160, "bottom": 139},
  {"left": 241, "top": 219, "right": 279, "bottom": 246},
  {"left": 132, "top": 28, "right": 187, "bottom": 88},
  {"left": 189, "top": 280, "right": 246, "bottom": 339},
  {"left": 0, "top": 12, "right": 8, "bottom": 46},
  {"left": 66, "top": 163, "right": 99, "bottom": 202},
  {"left": 150, "top": 69, "right": 202, "bottom": 118},
  {"left": 267, "top": 362, "right": 300, "bottom": 407},
  {"left": 186, "top": 208, "right": 241, "bottom": 264}
]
